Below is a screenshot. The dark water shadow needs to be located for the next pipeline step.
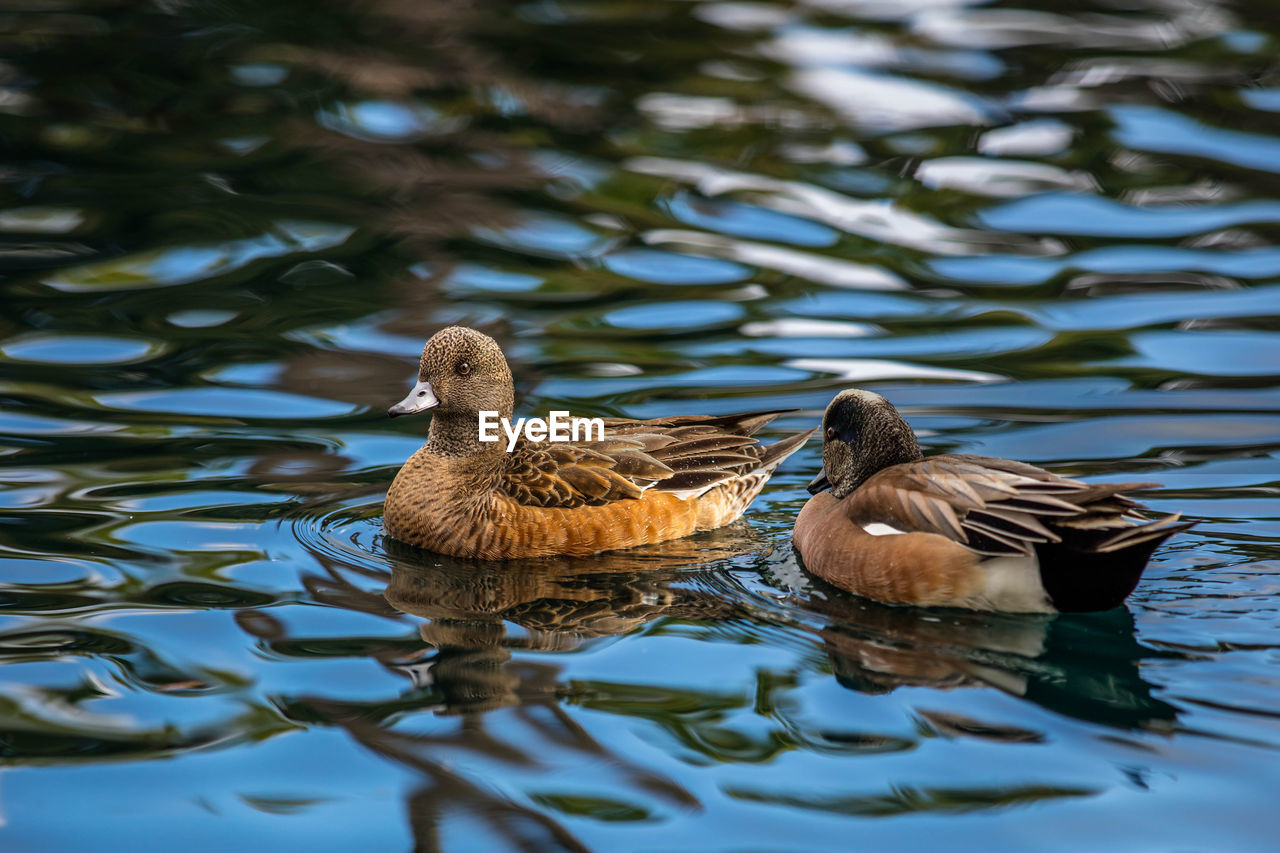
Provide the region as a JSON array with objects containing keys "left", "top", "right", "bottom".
[
  {"left": 380, "top": 533, "right": 758, "bottom": 715},
  {"left": 801, "top": 578, "right": 1181, "bottom": 733}
]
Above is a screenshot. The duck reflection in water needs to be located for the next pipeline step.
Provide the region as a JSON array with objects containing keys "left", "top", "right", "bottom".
[
  {"left": 366, "top": 533, "right": 757, "bottom": 849},
  {"left": 381, "top": 523, "right": 1178, "bottom": 736},
  {"left": 287, "top": 514, "right": 1176, "bottom": 849},
  {"left": 382, "top": 534, "right": 748, "bottom": 715},
  {"left": 799, "top": 574, "right": 1180, "bottom": 734}
]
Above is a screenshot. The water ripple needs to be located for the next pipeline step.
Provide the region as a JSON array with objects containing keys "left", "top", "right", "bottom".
[{"left": 2, "top": 0, "right": 1279, "bottom": 847}]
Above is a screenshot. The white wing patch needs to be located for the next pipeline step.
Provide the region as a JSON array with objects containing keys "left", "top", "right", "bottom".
[
  {"left": 862, "top": 522, "right": 905, "bottom": 536},
  {"left": 666, "top": 488, "right": 704, "bottom": 501}
]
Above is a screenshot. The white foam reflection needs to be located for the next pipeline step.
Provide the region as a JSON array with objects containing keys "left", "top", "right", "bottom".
[
  {"left": 916, "top": 157, "right": 1098, "bottom": 198},
  {"left": 695, "top": 2, "right": 792, "bottom": 30},
  {"left": 789, "top": 67, "right": 998, "bottom": 131},
  {"left": 795, "top": 0, "right": 982, "bottom": 23},
  {"left": 630, "top": 156, "right": 1063, "bottom": 256},
  {"left": 1052, "top": 59, "right": 1243, "bottom": 89},
  {"left": 912, "top": 6, "right": 1233, "bottom": 50},
  {"left": 776, "top": 140, "right": 867, "bottom": 165},
  {"left": 1010, "top": 86, "right": 1099, "bottom": 113},
  {"left": 644, "top": 229, "right": 908, "bottom": 290},
  {"left": 740, "top": 318, "right": 881, "bottom": 338},
  {"left": 762, "top": 28, "right": 1002, "bottom": 81},
  {"left": 763, "top": 29, "right": 898, "bottom": 67},
  {"left": 0, "top": 207, "right": 85, "bottom": 234},
  {"left": 788, "top": 357, "right": 1004, "bottom": 383},
  {"left": 637, "top": 93, "right": 810, "bottom": 131},
  {"left": 978, "top": 120, "right": 1075, "bottom": 157}
]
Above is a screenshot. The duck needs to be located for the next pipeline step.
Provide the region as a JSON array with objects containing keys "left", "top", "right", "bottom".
[
  {"left": 793, "top": 389, "right": 1193, "bottom": 613},
  {"left": 384, "top": 326, "right": 814, "bottom": 559}
]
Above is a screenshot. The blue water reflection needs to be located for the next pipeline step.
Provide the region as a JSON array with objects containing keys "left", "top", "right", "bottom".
[{"left": 0, "top": 0, "right": 1278, "bottom": 849}]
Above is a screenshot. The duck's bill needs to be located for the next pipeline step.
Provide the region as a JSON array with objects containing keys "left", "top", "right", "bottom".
[
  {"left": 389, "top": 380, "right": 439, "bottom": 418},
  {"left": 806, "top": 467, "right": 831, "bottom": 495}
]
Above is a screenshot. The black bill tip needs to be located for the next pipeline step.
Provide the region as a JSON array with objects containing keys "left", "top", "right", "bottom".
[{"left": 807, "top": 468, "right": 831, "bottom": 495}]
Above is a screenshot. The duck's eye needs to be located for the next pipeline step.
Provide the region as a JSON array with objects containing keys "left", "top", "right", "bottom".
[
  {"left": 457, "top": 361, "right": 471, "bottom": 376},
  {"left": 825, "top": 426, "right": 837, "bottom": 441}
]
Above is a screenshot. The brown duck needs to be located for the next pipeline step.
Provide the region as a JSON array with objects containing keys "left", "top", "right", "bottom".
[
  {"left": 794, "top": 389, "right": 1193, "bottom": 613},
  {"left": 384, "top": 326, "right": 813, "bottom": 558}
]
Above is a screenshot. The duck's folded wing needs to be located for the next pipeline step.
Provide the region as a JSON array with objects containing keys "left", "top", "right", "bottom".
[
  {"left": 846, "top": 456, "right": 1162, "bottom": 557},
  {"left": 500, "top": 411, "right": 797, "bottom": 508},
  {"left": 501, "top": 438, "right": 669, "bottom": 508}
]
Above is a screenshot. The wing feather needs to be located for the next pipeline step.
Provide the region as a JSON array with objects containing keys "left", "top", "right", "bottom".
[
  {"left": 839, "top": 454, "right": 1168, "bottom": 557},
  {"left": 498, "top": 409, "right": 808, "bottom": 508}
]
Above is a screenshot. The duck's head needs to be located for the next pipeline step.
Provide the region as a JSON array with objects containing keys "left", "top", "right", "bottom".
[
  {"left": 389, "top": 326, "right": 514, "bottom": 419},
  {"left": 807, "top": 389, "right": 922, "bottom": 499}
]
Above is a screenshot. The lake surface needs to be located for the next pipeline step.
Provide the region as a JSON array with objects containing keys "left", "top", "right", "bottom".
[{"left": 2, "top": 0, "right": 1279, "bottom": 848}]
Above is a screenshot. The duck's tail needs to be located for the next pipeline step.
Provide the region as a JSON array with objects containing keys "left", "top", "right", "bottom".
[
  {"left": 1095, "top": 512, "right": 1196, "bottom": 553},
  {"left": 1035, "top": 513, "right": 1195, "bottom": 612},
  {"left": 693, "top": 426, "right": 816, "bottom": 530},
  {"left": 760, "top": 426, "right": 818, "bottom": 472}
]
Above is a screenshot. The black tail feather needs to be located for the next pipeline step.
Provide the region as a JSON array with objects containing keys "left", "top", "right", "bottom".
[{"left": 1036, "top": 516, "right": 1195, "bottom": 612}]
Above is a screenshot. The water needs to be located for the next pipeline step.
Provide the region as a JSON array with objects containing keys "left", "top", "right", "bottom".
[{"left": 1, "top": 0, "right": 1278, "bottom": 848}]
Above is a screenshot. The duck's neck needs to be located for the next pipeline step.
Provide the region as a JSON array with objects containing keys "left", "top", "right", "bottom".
[{"left": 427, "top": 410, "right": 503, "bottom": 459}]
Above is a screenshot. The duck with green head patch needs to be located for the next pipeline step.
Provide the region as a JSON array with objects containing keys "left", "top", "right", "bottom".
[{"left": 794, "top": 389, "right": 1193, "bottom": 612}]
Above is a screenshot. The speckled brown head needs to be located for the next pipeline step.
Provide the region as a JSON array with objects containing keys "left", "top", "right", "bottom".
[
  {"left": 808, "top": 389, "right": 922, "bottom": 499},
  {"left": 389, "top": 326, "right": 514, "bottom": 420}
]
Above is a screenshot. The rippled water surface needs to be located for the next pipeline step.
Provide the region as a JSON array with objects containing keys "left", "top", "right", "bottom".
[{"left": 2, "top": 0, "right": 1279, "bottom": 848}]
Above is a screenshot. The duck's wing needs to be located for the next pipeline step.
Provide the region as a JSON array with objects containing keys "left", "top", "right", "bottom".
[
  {"left": 500, "top": 410, "right": 808, "bottom": 508},
  {"left": 500, "top": 436, "right": 672, "bottom": 508},
  {"left": 845, "top": 454, "right": 1171, "bottom": 557}
]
